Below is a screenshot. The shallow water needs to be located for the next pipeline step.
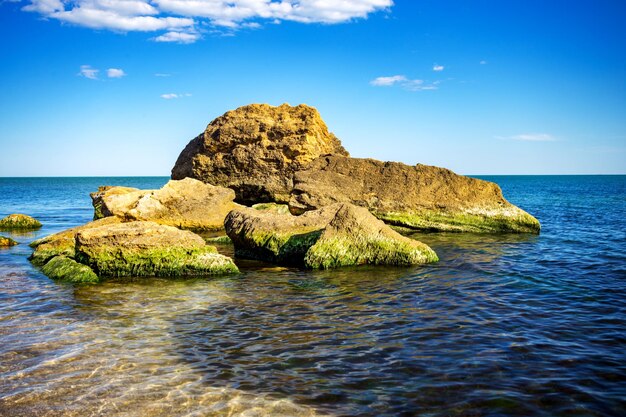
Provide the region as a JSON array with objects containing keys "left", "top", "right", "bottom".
[{"left": 0, "top": 176, "right": 625, "bottom": 416}]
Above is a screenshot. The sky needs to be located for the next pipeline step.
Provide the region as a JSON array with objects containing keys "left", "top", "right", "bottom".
[{"left": 0, "top": 0, "right": 625, "bottom": 176}]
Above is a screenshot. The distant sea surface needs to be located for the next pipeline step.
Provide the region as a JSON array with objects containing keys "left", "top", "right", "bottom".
[{"left": 0, "top": 176, "right": 624, "bottom": 417}]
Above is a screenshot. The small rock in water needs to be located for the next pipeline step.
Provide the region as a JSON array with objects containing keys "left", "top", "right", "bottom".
[{"left": 0, "top": 213, "right": 42, "bottom": 230}]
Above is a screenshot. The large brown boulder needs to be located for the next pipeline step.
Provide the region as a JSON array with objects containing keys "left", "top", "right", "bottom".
[
  {"left": 171, "top": 103, "right": 349, "bottom": 204},
  {"left": 225, "top": 203, "right": 438, "bottom": 268},
  {"left": 289, "top": 155, "right": 540, "bottom": 234},
  {"left": 91, "top": 178, "right": 241, "bottom": 232}
]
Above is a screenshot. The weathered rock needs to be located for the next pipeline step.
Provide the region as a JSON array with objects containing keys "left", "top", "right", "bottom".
[
  {"left": 171, "top": 103, "right": 349, "bottom": 204},
  {"left": 75, "top": 221, "right": 239, "bottom": 277},
  {"left": 0, "top": 236, "right": 18, "bottom": 247},
  {"left": 30, "top": 217, "right": 122, "bottom": 266},
  {"left": 225, "top": 203, "right": 438, "bottom": 268},
  {"left": 290, "top": 156, "right": 540, "bottom": 234},
  {"left": 0, "top": 214, "right": 41, "bottom": 230},
  {"left": 252, "top": 202, "right": 291, "bottom": 214},
  {"left": 90, "top": 178, "right": 241, "bottom": 232},
  {"left": 41, "top": 256, "right": 100, "bottom": 284}
]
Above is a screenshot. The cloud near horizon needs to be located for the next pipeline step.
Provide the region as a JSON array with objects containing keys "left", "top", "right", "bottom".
[
  {"left": 370, "top": 75, "right": 438, "bottom": 91},
  {"left": 160, "top": 92, "right": 192, "bottom": 99},
  {"left": 21, "top": 0, "right": 393, "bottom": 43},
  {"left": 498, "top": 133, "right": 557, "bottom": 142},
  {"left": 107, "top": 68, "right": 126, "bottom": 78}
]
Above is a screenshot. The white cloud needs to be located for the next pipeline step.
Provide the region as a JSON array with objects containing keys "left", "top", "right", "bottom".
[
  {"left": 498, "top": 133, "right": 557, "bottom": 142},
  {"left": 432, "top": 64, "right": 444, "bottom": 71},
  {"left": 480, "top": 60, "right": 487, "bottom": 65},
  {"left": 370, "top": 75, "right": 406, "bottom": 86},
  {"left": 107, "top": 68, "right": 126, "bottom": 78},
  {"left": 154, "top": 73, "right": 172, "bottom": 77},
  {"left": 161, "top": 92, "right": 192, "bottom": 99},
  {"left": 370, "top": 74, "right": 438, "bottom": 91},
  {"left": 78, "top": 64, "right": 99, "bottom": 79},
  {"left": 154, "top": 30, "right": 200, "bottom": 43},
  {"left": 21, "top": 0, "right": 393, "bottom": 43}
]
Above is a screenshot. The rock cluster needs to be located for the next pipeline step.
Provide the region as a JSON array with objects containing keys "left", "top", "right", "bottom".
[{"left": 31, "top": 102, "right": 543, "bottom": 283}]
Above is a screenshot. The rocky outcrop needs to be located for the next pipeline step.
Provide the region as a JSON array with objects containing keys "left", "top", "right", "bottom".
[
  {"left": 0, "top": 214, "right": 41, "bottom": 230},
  {"left": 171, "top": 103, "right": 349, "bottom": 204},
  {"left": 289, "top": 156, "right": 540, "bottom": 234},
  {"left": 225, "top": 203, "right": 438, "bottom": 268},
  {"left": 90, "top": 178, "right": 241, "bottom": 232},
  {"left": 31, "top": 220, "right": 238, "bottom": 282},
  {"left": 0, "top": 236, "right": 18, "bottom": 247}
]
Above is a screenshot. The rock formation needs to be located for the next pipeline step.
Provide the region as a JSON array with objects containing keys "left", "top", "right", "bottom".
[
  {"left": 171, "top": 103, "right": 349, "bottom": 204},
  {"left": 225, "top": 203, "right": 438, "bottom": 268},
  {"left": 289, "top": 155, "right": 540, "bottom": 234},
  {"left": 91, "top": 178, "right": 241, "bottom": 232},
  {"left": 31, "top": 219, "right": 238, "bottom": 282},
  {"left": 0, "top": 236, "right": 18, "bottom": 247},
  {"left": 0, "top": 214, "right": 41, "bottom": 230}
]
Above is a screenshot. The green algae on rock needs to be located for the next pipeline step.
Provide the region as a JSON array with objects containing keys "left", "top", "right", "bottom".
[
  {"left": 0, "top": 236, "right": 18, "bottom": 247},
  {"left": 29, "top": 217, "right": 122, "bottom": 266},
  {"left": 0, "top": 214, "right": 42, "bottom": 230},
  {"left": 290, "top": 155, "right": 540, "bottom": 234},
  {"left": 41, "top": 256, "right": 100, "bottom": 284},
  {"left": 75, "top": 221, "right": 239, "bottom": 277},
  {"left": 225, "top": 203, "right": 437, "bottom": 269}
]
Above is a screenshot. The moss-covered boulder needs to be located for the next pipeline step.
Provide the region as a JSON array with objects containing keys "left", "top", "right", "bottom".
[
  {"left": 75, "top": 221, "right": 239, "bottom": 277},
  {"left": 0, "top": 236, "right": 18, "bottom": 247},
  {"left": 225, "top": 203, "right": 437, "bottom": 269},
  {"left": 171, "top": 103, "right": 349, "bottom": 204},
  {"left": 29, "top": 217, "right": 122, "bottom": 266},
  {"left": 0, "top": 214, "right": 42, "bottom": 230},
  {"left": 290, "top": 155, "right": 540, "bottom": 234},
  {"left": 90, "top": 178, "right": 241, "bottom": 232},
  {"left": 41, "top": 256, "right": 100, "bottom": 284}
]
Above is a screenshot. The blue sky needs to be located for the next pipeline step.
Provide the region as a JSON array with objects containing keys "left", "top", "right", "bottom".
[{"left": 1, "top": 0, "right": 625, "bottom": 176}]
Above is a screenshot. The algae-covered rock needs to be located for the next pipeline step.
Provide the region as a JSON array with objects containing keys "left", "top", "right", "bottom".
[
  {"left": 29, "top": 217, "right": 122, "bottom": 266},
  {"left": 90, "top": 178, "right": 241, "bottom": 232},
  {"left": 225, "top": 203, "right": 437, "bottom": 269},
  {"left": 0, "top": 214, "right": 42, "bottom": 230},
  {"left": 171, "top": 103, "right": 349, "bottom": 204},
  {"left": 290, "top": 155, "right": 540, "bottom": 234},
  {"left": 75, "top": 221, "right": 239, "bottom": 277},
  {"left": 252, "top": 202, "right": 291, "bottom": 214},
  {"left": 0, "top": 236, "right": 18, "bottom": 247},
  {"left": 41, "top": 256, "right": 100, "bottom": 284}
]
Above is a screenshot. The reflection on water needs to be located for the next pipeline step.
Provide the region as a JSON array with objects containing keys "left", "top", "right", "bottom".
[{"left": 1, "top": 176, "right": 625, "bottom": 416}]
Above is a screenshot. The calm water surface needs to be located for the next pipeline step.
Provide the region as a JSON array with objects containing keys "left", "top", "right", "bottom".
[{"left": 0, "top": 176, "right": 625, "bottom": 416}]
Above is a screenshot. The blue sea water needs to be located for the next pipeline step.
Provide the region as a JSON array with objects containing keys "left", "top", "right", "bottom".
[{"left": 0, "top": 176, "right": 624, "bottom": 416}]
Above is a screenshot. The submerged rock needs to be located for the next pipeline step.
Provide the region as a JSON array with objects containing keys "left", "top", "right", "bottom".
[
  {"left": 41, "top": 256, "right": 100, "bottom": 284},
  {"left": 0, "top": 236, "right": 18, "bottom": 247},
  {"left": 290, "top": 155, "right": 540, "bottom": 234},
  {"left": 171, "top": 103, "right": 349, "bottom": 204},
  {"left": 0, "top": 214, "right": 41, "bottom": 230},
  {"left": 90, "top": 178, "right": 241, "bottom": 232},
  {"left": 75, "top": 221, "right": 239, "bottom": 277},
  {"left": 225, "top": 203, "right": 438, "bottom": 268}
]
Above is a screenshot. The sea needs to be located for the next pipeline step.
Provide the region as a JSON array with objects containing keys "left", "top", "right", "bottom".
[{"left": 0, "top": 176, "right": 624, "bottom": 417}]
